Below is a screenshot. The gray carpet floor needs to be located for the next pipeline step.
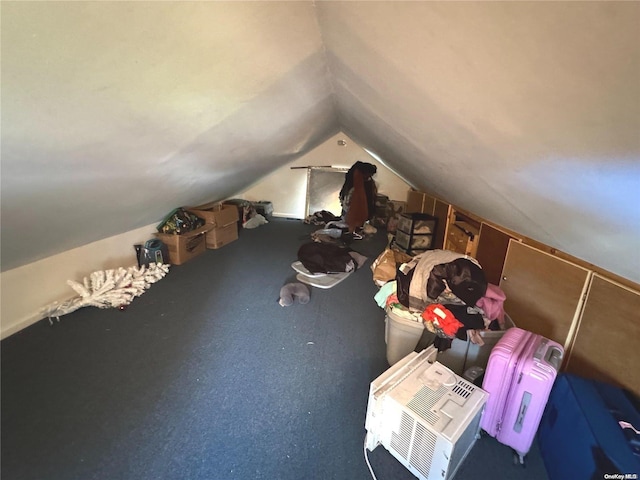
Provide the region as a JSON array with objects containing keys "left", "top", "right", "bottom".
[{"left": 1, "top": 218, "right": 550, "bottom": 480}]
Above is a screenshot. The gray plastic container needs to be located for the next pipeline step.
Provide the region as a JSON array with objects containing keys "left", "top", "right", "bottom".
[
  {"left": 437, "top": 315, "right": 515, "bottom": 375},
  {"left": 384, "top": 308, "right": 425, "bottom": 365}
]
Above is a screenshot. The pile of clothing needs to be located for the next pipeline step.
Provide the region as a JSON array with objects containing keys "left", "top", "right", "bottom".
[
  {"left": 373, "top": 248, "right": 507, "bottom": 352},
  {"left": 297, "top": 242, "right": 368, "bottom": 274}
]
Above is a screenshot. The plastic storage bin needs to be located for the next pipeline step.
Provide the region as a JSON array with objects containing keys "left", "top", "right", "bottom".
[
  {"left": 395, "top": 229, "right": 434, "bottom": 250},
  {"left": 384, "top": 308, "right": 425, "bottom": 365},
  {"left": 436, "top": 315, "right": 515, "bottom": 375},
  {"left": 397, "top": 213, "right": 437, "bottom": 235},
  {"left": 394, "top": 213, "right": 438, "bottom": 255}
]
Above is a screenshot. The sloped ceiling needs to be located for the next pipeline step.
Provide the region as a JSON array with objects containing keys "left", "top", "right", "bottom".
[{"left": 2, "top": 2, "right": 639, "bottom": 282}]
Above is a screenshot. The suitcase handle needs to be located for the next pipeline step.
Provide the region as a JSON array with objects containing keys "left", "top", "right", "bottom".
[
  {"left": 544, "top": 347, "right": 563, "bottom": 371},
  {"left": 514, "top": 391, "right": 532, "bottom": 433}
]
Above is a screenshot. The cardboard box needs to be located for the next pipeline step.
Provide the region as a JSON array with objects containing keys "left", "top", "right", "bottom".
[
  {"left": 154, "top": 225, "right": 211, "bottom": 265},
  {"left": 206, "top": 222, "right": 238, "bottom": 249},
  {"left": 187, "top": 202, "right": 239, "bottom": 227}
]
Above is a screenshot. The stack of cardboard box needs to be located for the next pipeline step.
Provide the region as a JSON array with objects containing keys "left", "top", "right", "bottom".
[{"left": 187, "top": 202, "right": 239, "bottom": 249}]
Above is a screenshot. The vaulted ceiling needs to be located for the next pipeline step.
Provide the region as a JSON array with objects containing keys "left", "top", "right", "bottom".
[{"left": 2, "top": 1, "right": 639, "bottom": 282}]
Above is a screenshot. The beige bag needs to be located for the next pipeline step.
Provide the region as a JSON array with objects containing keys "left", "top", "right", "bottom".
[{"left": 371, "top": 248, "right": 398, "bottom": 286}]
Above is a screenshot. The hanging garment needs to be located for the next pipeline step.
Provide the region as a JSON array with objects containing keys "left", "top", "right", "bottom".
[
  {"left": 339, "top": 162, "right": 377, "bottom": 211},
  {"left": 340, "top": 161, "right": 378, "bottom": 231},
  {"left": 345, "top": 169, "right": 369, "bottom": 233}
]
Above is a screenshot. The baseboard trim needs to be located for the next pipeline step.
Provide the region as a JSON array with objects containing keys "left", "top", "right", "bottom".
[{"left": 1, "top": 311, "right": 47, "bottom": 340}]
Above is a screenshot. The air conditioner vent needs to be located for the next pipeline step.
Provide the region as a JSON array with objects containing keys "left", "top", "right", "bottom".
[
  {"left": 409, "top": 421, "right": 437, "bottom": 478},
  {"left": 452, "top": 380, "right": 475, "bottom": 399},
  {"left": 390, "top": 411, "right": 414, "bottom": 460},
  {"left": 407, "top": 385, "right": 446, "bottom": 425}
]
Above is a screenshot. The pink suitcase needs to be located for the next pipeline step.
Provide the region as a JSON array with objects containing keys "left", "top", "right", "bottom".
[{"left": 480, "top": 327, "right": 564, "bottom": 464}]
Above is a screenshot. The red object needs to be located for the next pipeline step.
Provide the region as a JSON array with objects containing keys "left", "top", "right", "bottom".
[{"left": 421, "top": 304, "right": 463, "bottom": 337}]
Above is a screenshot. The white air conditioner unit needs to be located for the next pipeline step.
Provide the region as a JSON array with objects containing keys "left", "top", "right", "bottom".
[{"left": 365, "top": 347, "right": 488, "bottom": 480}]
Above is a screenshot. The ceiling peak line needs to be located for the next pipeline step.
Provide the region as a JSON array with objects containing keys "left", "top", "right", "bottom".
[{"left": 311, "top": 0, "right": 339, "bottom": 116}]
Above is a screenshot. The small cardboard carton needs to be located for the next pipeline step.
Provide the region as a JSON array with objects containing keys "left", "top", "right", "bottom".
[
  {"left": 154, "top": 224, "right": 212, "bottom": 265},
  {"left": 206, "top": 223, "right": 238, "bottom": 249},
  {"left": 187, "top": 202, "right": 239, "bottom": 228}
]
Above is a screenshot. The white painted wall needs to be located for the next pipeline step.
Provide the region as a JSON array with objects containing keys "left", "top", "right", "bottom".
[
  {"left": 237, "top": 132, "right": 411, "bottom": 218},
  {"left": 0, "top": 224, "right": 158, "bottom": 339}
]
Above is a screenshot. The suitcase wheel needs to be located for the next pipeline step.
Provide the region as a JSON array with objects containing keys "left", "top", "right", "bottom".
[{"left": 511, "top": 450, "right": 526, "bottom": 467}]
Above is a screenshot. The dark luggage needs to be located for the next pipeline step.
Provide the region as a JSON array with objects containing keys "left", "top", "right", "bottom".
[{"left": 538, "top": 373, "right": 640, "bottom": 480}]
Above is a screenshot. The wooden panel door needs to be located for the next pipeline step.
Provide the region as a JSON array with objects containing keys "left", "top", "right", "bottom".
[
  {"left": 475, "top": 223, "right": 518, "bottom": 286},
  {"left": 499, "top": 241, "right": 591, "bottom": 348},
  {"left": 406, "top": 190, "right": 435, "bottom": 215},
  {"left": 433, "top": 200, "right": 449, "bottom": 249},
  {"left": 564, "top": 274, "right": 640, "bottom": 396}
]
